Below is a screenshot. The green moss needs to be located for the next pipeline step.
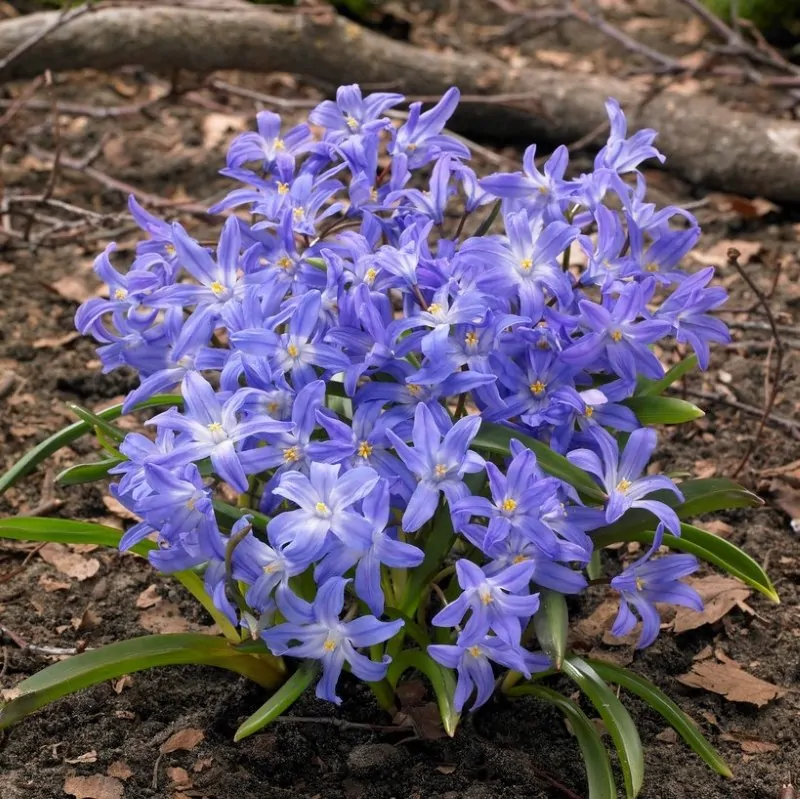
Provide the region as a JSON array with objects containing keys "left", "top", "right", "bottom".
[{"left": 701, "top": 0, "right": 800, "bottom": 31}]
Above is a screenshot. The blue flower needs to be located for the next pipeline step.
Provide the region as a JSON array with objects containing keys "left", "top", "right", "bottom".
[
  {"left": 263, "top": 577, "right": 403, "bottom": 704},
  {"left": 595, "top": 98, "right": 665, "bottom": 174},
  {"left": 387, "top": 402, "right": 484, "bottom": 532},
  {"left": 567, "top": 427, "right": 684, "bottom": 534},
  {"left": 310, "top": 84, "right": 403, "bottom": 141},
  {"left": 610, "top": 525, "right": 702, "bottom": 648},
  {"left": 226, "top": 110, "right": 313, "bottom": 171}
]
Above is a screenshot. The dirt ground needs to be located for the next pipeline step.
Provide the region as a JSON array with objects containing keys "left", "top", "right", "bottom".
[{"left": 1, "top": 1, "right": 800, "bottom": 798}]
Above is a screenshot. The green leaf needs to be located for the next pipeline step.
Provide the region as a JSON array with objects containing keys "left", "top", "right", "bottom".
[
  {"left": 563, "top": 657, "right": 644, "bottom": 799},
  {"left": 67, "top": 403, "right": 127, "bottom": 444},
  {"left": 622, "top": 396, "right": 704, "bottom": 425},
  {"left": 386, "top": 649, "right": 460, "bottom": 737},
  {"left": 593, "top": 523, "right": 778, "bottom": 602},
  {"left": 0, "top": 517, "right": 244, "bottom": 640},
  {"left": 637, "top": 354, "right": 698, "bottom": 396},
  {"left": 0, "top": 517, "right": 154, "bottom": 558},
  {"left": 593, "top": 477, "right": 762, "bottom": 541},
  {"left": 507, "top": 684, "right": 616, "bottom": 799},
  {"left": 473, "top": 422, "right": 606, "bottom": 502},
  {"left": 55, "top": 457, "right": 123, "bottom": 486},
  {"left": 0, "top": 634, "right": 285, "bottom": 731},
  {"left": 234, "top": 660, "right": 318, "bottom": 742},
  {"left": 384, "top": 607, "right": 431, "bottom": 649},
  {"left": 473, "top": 199, "right": 501, "bottom": 237},
  {"left": 532, "top": 590, "right": 568, "bottom": 670},
  {"left": 586, "top": 659, "right": 732, "bottom": 778},
  {"left": 212, "top": 500, "right": 270, "bottom": 533},
  {"left": 0, "top": 393, "right": 182, "bottom": 498}
]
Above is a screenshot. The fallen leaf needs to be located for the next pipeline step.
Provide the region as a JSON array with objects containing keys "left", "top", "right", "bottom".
[
  {"left": 674, "top": 15, "right": 706, "bottom": 45},
  {"left": 771, "top": 479, "right": 800, "bottom": 533},
  {"left": 136, "top": 584, "right": 162, "bottom": 609},
  {"left": 160, "top": 728, "right": 205, "bottom": 754},
  {"left": 656, "top": 727, "right": 678, "bottom": 744},
  {"left": 691, "top": 239, "right": 762, "bottom": 268},
  {"left": 407, "top": 702, "right": 447, "bottom": 740},
  {"left": 707, "top": 193, "right": 780, "bottom": 220},
  {"left": 534, "top": 50, "right": 571, "bottom": 68},
  {"left": 1, "top": 687, "right": 21, "bottom": 701},
  {"left": 192, "top": 757, "right": 213, "bottom": 773},
  {"left": 202, "top": 113, "right": 247, "bottom": 150},
  {"left": 139, "top": 602, "right": 191, "bottom": 634},
  {"left": 672, "top": 576, "right": 752, "bottom": 633},
  {"left": 739, "top": 740, "right": 779, "bottom": 755},
  {"left": 693, "top": 459, "right": 717, "bottom": 479},
  {"left": 33, "top": 331, "right": 81, "bottom": 350},
  {"left": 167, "top": 766, "right": 192, "bottom": 789},
  {"left": 436, "top": 765, "right": 456, "bottom": 775},
  {"left": 573, "top": 599, "right": 618, "bottom": 644},
  {"left": 102, "top": 495, "right": 140, "bottom": 521},
  {"left": 112, "top": 675, "right": 133, "bottom": 694},
  {"left": 677, "top": 661, "right": 785, "bottom": 707},
  {"left": 39, "top": 573, "right": 71, "bottom": 593},
  {"left": 63, "top": 774, "right": 123, "bottom": 799},
  {"left": 586, "top": 647, "right": 633, "bottom": 668},
  {"left": 106, "top": 762, "right": 133, "bottom": 781},
  {"left": 114, "top": 710, "right": 135, "bottom": 720},
  {"left": 703, "top": 520, "right": 733, "bottom": 538},
  {"left": 71, "top": 607, "right": 101, "bottom": 631},
  {"left": 50, "top": 275, "right": 101, "bottom": 304},
  {"left": 65, "top": 751, "right": 98, "bottom": 765},
  {"left": 39, "top": 543, "right": 100, "bottom": 581}
]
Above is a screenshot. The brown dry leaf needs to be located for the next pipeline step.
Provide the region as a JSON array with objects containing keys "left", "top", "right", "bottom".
[
  {"left": 51, "top": 275, "right": 101, "bottom": 304},
  {"left": 739, "top": 740, "right": 779, "bottom": 755},
  {"left": 40, "top": 543, "right": 100, "bottom": 581},
  {"left": 202, "top": 113, "right": 247, "bottom": 150},
  {"left": 63, "top": 774, "right": 123, "bottom": 799},
  {"left": 65, "top": 751, "right": 98, "bottom": 765},
  {"left": 160, "top": 728, "right": 205, "bottom": 754},
  {"left": 167, "top": 767, "right": 192, "bottom": 789},
  {"left": 436, "top": 765, "right": 456, "bottom": 775},
  {"left": 139, "top": 601, "right": 191, "bottom": 634},
  {"left": 112, "top": 675, "right": 133, "bottom": 694},
  {"left": 192, "top": 757, "right": 213, "bottom": 773},
  {"left": 655, "top": 727, "right": 678, "bottom": 744},
  {"left": 707, "top": 193, "right": 780, "bottom": 220},
  {"left": 771, "top": 479, "right": 800, "bottom": 533},
  {"left": 703, "top": 520, "right": 733, "bottom": 538},
  {"left": 407, "top": 702, "right": 447, "bottom": 741},
  {"left": 107, "top": 762, "right": 133, "bottom": 781},
  {"left": 586, "top": 647, "right": 633, "bottom": 668},
  {"left": 534, "top": 50, "right": 571, "bottom": 68},
  {"left": 693, "top": 459, "right": 717, "bottom": 479},
  {"left": 33, "top": 331, "right": 81, "bottom": 350},
  {"left": 573, "top": 599, "right": 618, "bottom": 644},
  {"left": 677, "top": 660, "right": 785, "bottom": 707},
  {"left": 114, "top": 710, "right": 135, "bottom": 720},
  {"left": 0, "top": 262, "right": 14, "bottom": 278},
  {"left": 136, "top": 584, "right": 162, "bottom": 609},
  {"left": 39, "top": 573, "right": 71, "bottom": 593},
  {"left": 102, "top": 495, "right": 140, "bottom": 522},
  {"left": 672, "top": 576, "right": 751, "bottom": 633},
  {"left": 71, "top": 607, "right": 101, "bottom": 632},
  {"left": 691, "top": 239, "right": 762, "bottom": 268},
  {"left": 674, "top": 16, "right": 706, "bottom": 45}
]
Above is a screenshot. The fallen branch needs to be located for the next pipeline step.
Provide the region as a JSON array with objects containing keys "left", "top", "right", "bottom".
[{"left": 1, "top": 6, "right": 800, "bottom": 201}]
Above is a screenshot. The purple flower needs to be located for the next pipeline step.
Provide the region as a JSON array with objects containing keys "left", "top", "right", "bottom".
[
  {"left": 595, "top": 98, "right": 665, "bottom": 174},
  {"left": 387, "top": 402, "right": 484, "bottom": 532},
  {"left": 567, "top": 427, "right": 683, "bottom": 534},
  {"left": 263, "top": 577, "right": 403, "bottom": 704},
  {"left": 267, "top": 462, "right": 380, "bottom": 567},
  {"left": 432, "top": 559, "right": 539, "bottom": 646},
  {"left": 310, "top": 84, "right": 403, "bottom": 141},
  {"left": 315, "top": 480, "right": 424, "bottom": 614},
  {"left": 610, "top": 525, "right": 702, "bottom": 648},
  {"left": 428, "top": 634, "right": 531, "bottom": 711},
  {"left": 148, "top": 372, "right": 290, "bottom": 492},
  {"left": 226, "top": 110, "right": 313, "bottom": 171}
]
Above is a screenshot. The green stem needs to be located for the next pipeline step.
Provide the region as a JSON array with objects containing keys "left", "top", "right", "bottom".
[{"left": 367, "top": 678, "right": 398, "bottom": 714}]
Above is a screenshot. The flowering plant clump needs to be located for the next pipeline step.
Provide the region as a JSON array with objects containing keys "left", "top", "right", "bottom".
[{"left": 0, "top": 86, "right": 776, "bottom": 797}]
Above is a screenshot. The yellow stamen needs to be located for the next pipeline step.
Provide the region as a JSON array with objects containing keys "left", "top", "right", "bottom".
[
  {"left": 277, "top": 182, "right": 290, "bottom": 195},
  {"left": 611, "top": 330, "right": 623, "bottom": 342},
  {"left": 529, "top": 380, "right": 546, "bottom": 396},
  {"left": 186, "top": 497, "right": 197, "bottom": 511},
  {"left": 501, "top": 498, "right": 517, "bottom": 513},
  {"left": 357, "top": 440, "right": 373, "bottom": 459},
  {"left": 519, "top": 258, "right": 533, "bottom": 271},
  {"left": 428, "top": 303, "right": 443, "bottom": 315},
  {"left": 345, "top": 115, "right": 359, "bottom": 130},
  {"left": 644, "top": 262, "right": 659, "bottom": 273},
  {"left": 264, "top": 563, "right": 279, "bottom": 574},
  {"left": 207, "top": 422, "right": 224, "bottom": 434},
  {"left": 512, "top": 554, "right": 529, "bottom": 564},
  {"left": 323, "top": 638, "right": 337, "bottom": 652},
  {"left": 277, "top": 256, "right": 293, "bottom": 270},
  {"left": 165, "top": 244, "right": 176, "bottom": 256},
  {"left": 210, "top": 281, "right": 225, "bottom": 297},
  {"left": 479, "top": 590, "right": 493, "bottom": 605},
  {"left": 468, "top": 645, "right": 482, "bottom": 658},
  {"left": 364, "top": 267, "right": 377, "bottom": 284},
  {"left": 283, "top": 446, "right": 300, "bottom": 463},
  {"left": 465, "top": 331, "right": 479, "bottom": 347},
  {"left": 315, "top": 502, "right": 330, "bottom": 515},
  {"left": 114, "top": 288, "right": 128, "bottom": 301},
  {"left": 286, "top": 343, "right": 299, "bottom": 358},
  {"left": 267, "top": 401, "right": 280, "bottom": 414},
  {"left": 434, "top": 464, "right": 448, "bottom": 478},
  {"left": 585, "top": 406, "right": 594, "bottom": 418},
  {"left": 616, "top": 478, "right": 632, "bottom": 493},
  {"left": 406, "top": 384, "right": 422, "bottom": 396},
  {"left": 292, "top": 207, "right": 305, "bottom": 221},
  {"left": 275, "top": 139, "right": 286, "bottom": 150},
  {"left": 635, "top": 576, "right": 645, "bottom": 591}
]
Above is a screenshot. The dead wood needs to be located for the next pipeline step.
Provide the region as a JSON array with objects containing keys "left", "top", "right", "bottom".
[{"left": 1, "top": 5, "right": 800, "bottom": 202}]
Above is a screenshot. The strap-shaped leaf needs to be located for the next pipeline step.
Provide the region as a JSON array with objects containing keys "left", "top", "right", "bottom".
[
  {"left": 586, "top": 659, "right": 732, "bottom": 778},
  {"left": 56, "top": 458, "right": 123, "bottom": 486},
  {"left": 386, "top": 649, "right": 460, "bottom": 737},
  {"left": 0, "top": 634, "right": 284, "bottom": 731},
  {"left": 472, "top": 422, "right": 606, "bottom": 501},
  {"left": 533, "top": 590, "right": 568, "bottom": 669},
  {"left": 507, "top": 684, "right": 616, "bottom": 799},
  {"left": 66, "top": 403, "right": 127, "bottom": 444},
  {"left": 622, "top": 396, "right": 704, "bottom": 425},
  {"left": 563, "top": 657, "right": 644, "bottom": 799},
  {"left": 593, "top": 477, "right": 762, "bottom": 541},
  {"left": 0, "top": 517, "right": 242, "bottom": 640},
  {"left": 234, "top": 660, "right": 318, "bottom": 741},
  {"left": 636, "top": 354, "right": 698, "bottom": 397},
  {"left": 0, "top": 393, "right": 182, "bottom": 498},
  {"left": 593, "top": 523, "right": 778, "bottom": 602}
]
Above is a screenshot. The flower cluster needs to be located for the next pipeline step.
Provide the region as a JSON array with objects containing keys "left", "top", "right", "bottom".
[{"left": 77, "top": 86, "right": 721, "bottom": 709}]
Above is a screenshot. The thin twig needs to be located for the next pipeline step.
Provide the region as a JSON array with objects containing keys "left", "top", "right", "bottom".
[
  {"left": 274, "top": 716, "right": 410, "bottom": 734},
  {"left": 683, "top": 389, "right": 800, "bottom": 438},
  {"left": 0, "top": 75, "right": 45, "bottom": 130},
  {"left": 725, "top": 248, "right": 784, "bottom": 476}
]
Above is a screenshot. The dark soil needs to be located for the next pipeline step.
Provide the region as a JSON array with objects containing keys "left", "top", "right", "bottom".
[{"left": 1, "top": 2, "right": 799, "bottom": 798}]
